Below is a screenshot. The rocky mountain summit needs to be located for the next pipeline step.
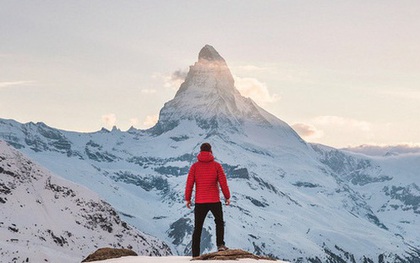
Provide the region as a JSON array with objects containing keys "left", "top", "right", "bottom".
[
  {"left": 0, "top": 45, "right": 419, "bottom": 262},
  {"left": 152, "top": 45, "right": 299, "bottom": 141}
]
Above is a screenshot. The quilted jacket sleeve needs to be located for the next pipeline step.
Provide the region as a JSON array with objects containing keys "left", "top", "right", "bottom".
[
  {"left": 185, "top": 164, "right": 196, "bottom": 201},
  {"left": 216, "top": 163, "right": 231, "bottom": 200}
]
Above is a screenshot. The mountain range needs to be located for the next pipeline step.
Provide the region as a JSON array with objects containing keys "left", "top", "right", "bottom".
[
  {"left": 0, "top": 141, "right": 171, "bottom": 263},
  {"left": 0, "top": 45, "right": 419, "bottom": 263}
]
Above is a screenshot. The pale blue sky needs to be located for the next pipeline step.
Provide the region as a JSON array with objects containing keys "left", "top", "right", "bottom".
[{"left": 1, "top": 1, "right": 419, "bottom": 148}]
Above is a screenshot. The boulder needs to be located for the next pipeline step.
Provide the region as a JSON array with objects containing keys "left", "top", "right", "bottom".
[
  {"left": 192, "top": 249, "right": 275, "bottom": 261},
  {"left": 81, "top": 247, "right": 137, "bottom": 262}
]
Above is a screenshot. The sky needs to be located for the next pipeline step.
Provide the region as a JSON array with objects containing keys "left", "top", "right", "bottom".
[{"left": 1, "top": 1, "right": 420, "bottom": 148}]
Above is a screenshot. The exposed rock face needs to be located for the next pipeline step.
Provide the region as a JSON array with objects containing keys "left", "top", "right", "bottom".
[
  {"left": 82, "top": 247, "right": 137, "bottom": 262},
  {"left": 192, "top": 249, "right": 275, "bottom": 261},
  {"left": 198, "top": 44, "right": 226, "bottom": 62}
]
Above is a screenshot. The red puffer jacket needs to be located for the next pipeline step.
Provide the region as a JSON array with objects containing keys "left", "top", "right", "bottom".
[{"left": 185, "top": 151, "right": 231, "bottom": 204}]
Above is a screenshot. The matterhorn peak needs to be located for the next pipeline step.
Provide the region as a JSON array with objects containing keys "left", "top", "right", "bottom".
[
  {"left": 150, "top": 45, "right": 299, "bottom": 141},
  {"left": 198, "top": 44, "right": 226, "bottom": 63}
]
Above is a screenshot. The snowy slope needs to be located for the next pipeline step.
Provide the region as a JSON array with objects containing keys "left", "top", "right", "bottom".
[
  {"left": 0, "top": 45, "right": 419, "bottom": 262},
  {"left": 95, "top": 255, "right": 283, "bottom": 263},
  {"left": 312, "top": 144, "right": 420, "bottom": 249},
  {"left": 0, "top": 141, "right": 171, "bottom": 263},
  {"left": 341, "top": 145, "right": 420, "bottom": 156}
]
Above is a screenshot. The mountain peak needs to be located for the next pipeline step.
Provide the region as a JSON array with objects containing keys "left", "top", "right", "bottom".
[
  {"left": 150, "top": 45, "right": 298, "bottom": 139},
  {"left": 198, "top": 45, "right": 225, "bottom": 62}
]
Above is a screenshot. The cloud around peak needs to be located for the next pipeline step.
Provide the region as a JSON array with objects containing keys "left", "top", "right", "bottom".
[
  {"left": 234, "top": 76, "right": 280, "bottom": 105},
  {"left": 292, "top": 123, "right": 324, "bottom": 140}
]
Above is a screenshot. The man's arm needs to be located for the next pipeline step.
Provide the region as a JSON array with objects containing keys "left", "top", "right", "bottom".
[
  {"left": 185, "top": 164, "right": 196, "bottom": 209},
  {"left": 216, "top": 163, "right": 231, "bottom": 204}
]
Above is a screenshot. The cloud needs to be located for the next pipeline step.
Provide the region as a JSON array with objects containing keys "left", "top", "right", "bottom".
[
  {"left": 313, "top": 116, "right": 372, "bottom": 132},
  {"left": 161, "top": 69, "right": 188, "bottom": 90},
  {"left": 143, "top": 114, "right": 158, "bottom": 128},
  {"left": 301, "top": 116, "right": 420, "bottom": 148},
  {"left": 232, "top": 63, "right": 312, "bottom": 85},
  {"left": 292, "top": 123, "right": 324, "bottom": 139},
  {"left": 172, "top": 70, "right": 188, "bottom": 81},
  {"left": 102, "top": 113, "right": 117, "bottom": 127},
  {"left": 151, "top": 69, "right": 188, "bottom": 90},
  {"left": 234, "top": 76, "right": 280, "bottom": 105},
  {"left": 302, "top": 115, "right": 379, "bottom": 147},
  {"left": 168, "top": 70, "right": 188, "bottom": 88},
  {"left": 0, "top": 80, "right": 36, "bottom": 88}
]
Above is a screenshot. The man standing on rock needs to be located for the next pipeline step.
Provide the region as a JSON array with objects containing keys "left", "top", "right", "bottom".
[{"left": 185, "top": 142, "right": 231, "bottom": 258}]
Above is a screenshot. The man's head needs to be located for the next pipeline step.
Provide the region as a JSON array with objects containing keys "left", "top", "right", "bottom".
[{"left": 200, "top": 143, "right": 212, "bottom": 152}]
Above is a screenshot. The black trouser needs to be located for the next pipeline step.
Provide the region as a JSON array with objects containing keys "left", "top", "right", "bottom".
[{"left": 192, "top": 202, "right": 225, "bottom": 257}]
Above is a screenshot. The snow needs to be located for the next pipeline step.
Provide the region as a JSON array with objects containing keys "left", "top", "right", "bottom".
[
  {"left": 96, "top": 256, "right": 282, "bottom": 263},
  {"left": 342, "top": 144, "right": 420, "bottom": 156},
  {"left": 0, "top": 141, "right": 170, "bottom": 263}
]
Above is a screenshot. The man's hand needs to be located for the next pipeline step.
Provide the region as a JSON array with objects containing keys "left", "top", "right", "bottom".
[
  {"left": 186, "top": 200, "right": 192, "bottom": 209},
  {"left": 225, "top": 199, "right": 231, "bottom": 206}
]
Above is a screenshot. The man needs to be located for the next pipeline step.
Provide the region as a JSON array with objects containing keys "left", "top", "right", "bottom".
[{"left": 185, "top": 142, "right": 231, "bottom": 257}]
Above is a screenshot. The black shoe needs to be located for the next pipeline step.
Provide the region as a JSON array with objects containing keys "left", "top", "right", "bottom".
[{"left": 217, "top": 245, "right": 229, "bottom": 252}]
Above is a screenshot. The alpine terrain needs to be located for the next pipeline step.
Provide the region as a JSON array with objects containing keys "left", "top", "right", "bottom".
[
  {"left": 0, "top": 45, "right": 419, "bottom": 262},
  {"left": 0, "top": 141, "right": 171, "bottom": 262}
]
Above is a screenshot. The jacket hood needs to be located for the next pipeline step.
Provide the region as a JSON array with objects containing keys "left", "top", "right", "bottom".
[{"left": 197, "top": 151, "right": 214, "bottom": 163}]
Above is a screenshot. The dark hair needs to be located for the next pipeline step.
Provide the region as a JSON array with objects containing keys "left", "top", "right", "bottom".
[{"left": 200, "top": 143, "right": 212, "bottom": 152}]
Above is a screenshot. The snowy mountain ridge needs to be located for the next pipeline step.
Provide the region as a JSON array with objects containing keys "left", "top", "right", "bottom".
[
  {"left": 0, "top": 140, "right": 171, "bottom": 263},
  {"left": 96, "top": 255, "right": 281, "bottom": 263},
  {"left": 342, "top": 144, "right": 420, "bottom": 157},
  {"left": 0, "top": 45, "right": 419, "bottom": 262}
]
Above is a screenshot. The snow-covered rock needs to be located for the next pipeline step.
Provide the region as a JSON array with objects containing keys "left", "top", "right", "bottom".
[{"left": 0, "top": 45, "right": 419, "bottom": 262}]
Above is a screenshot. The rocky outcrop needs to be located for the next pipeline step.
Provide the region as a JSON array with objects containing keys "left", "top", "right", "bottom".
[
  {"left": 81, "top": 247, "right": 137, "bottom": 262},
  {"left": 192, "top": 249, "right": 275, "bottom": 261}
]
